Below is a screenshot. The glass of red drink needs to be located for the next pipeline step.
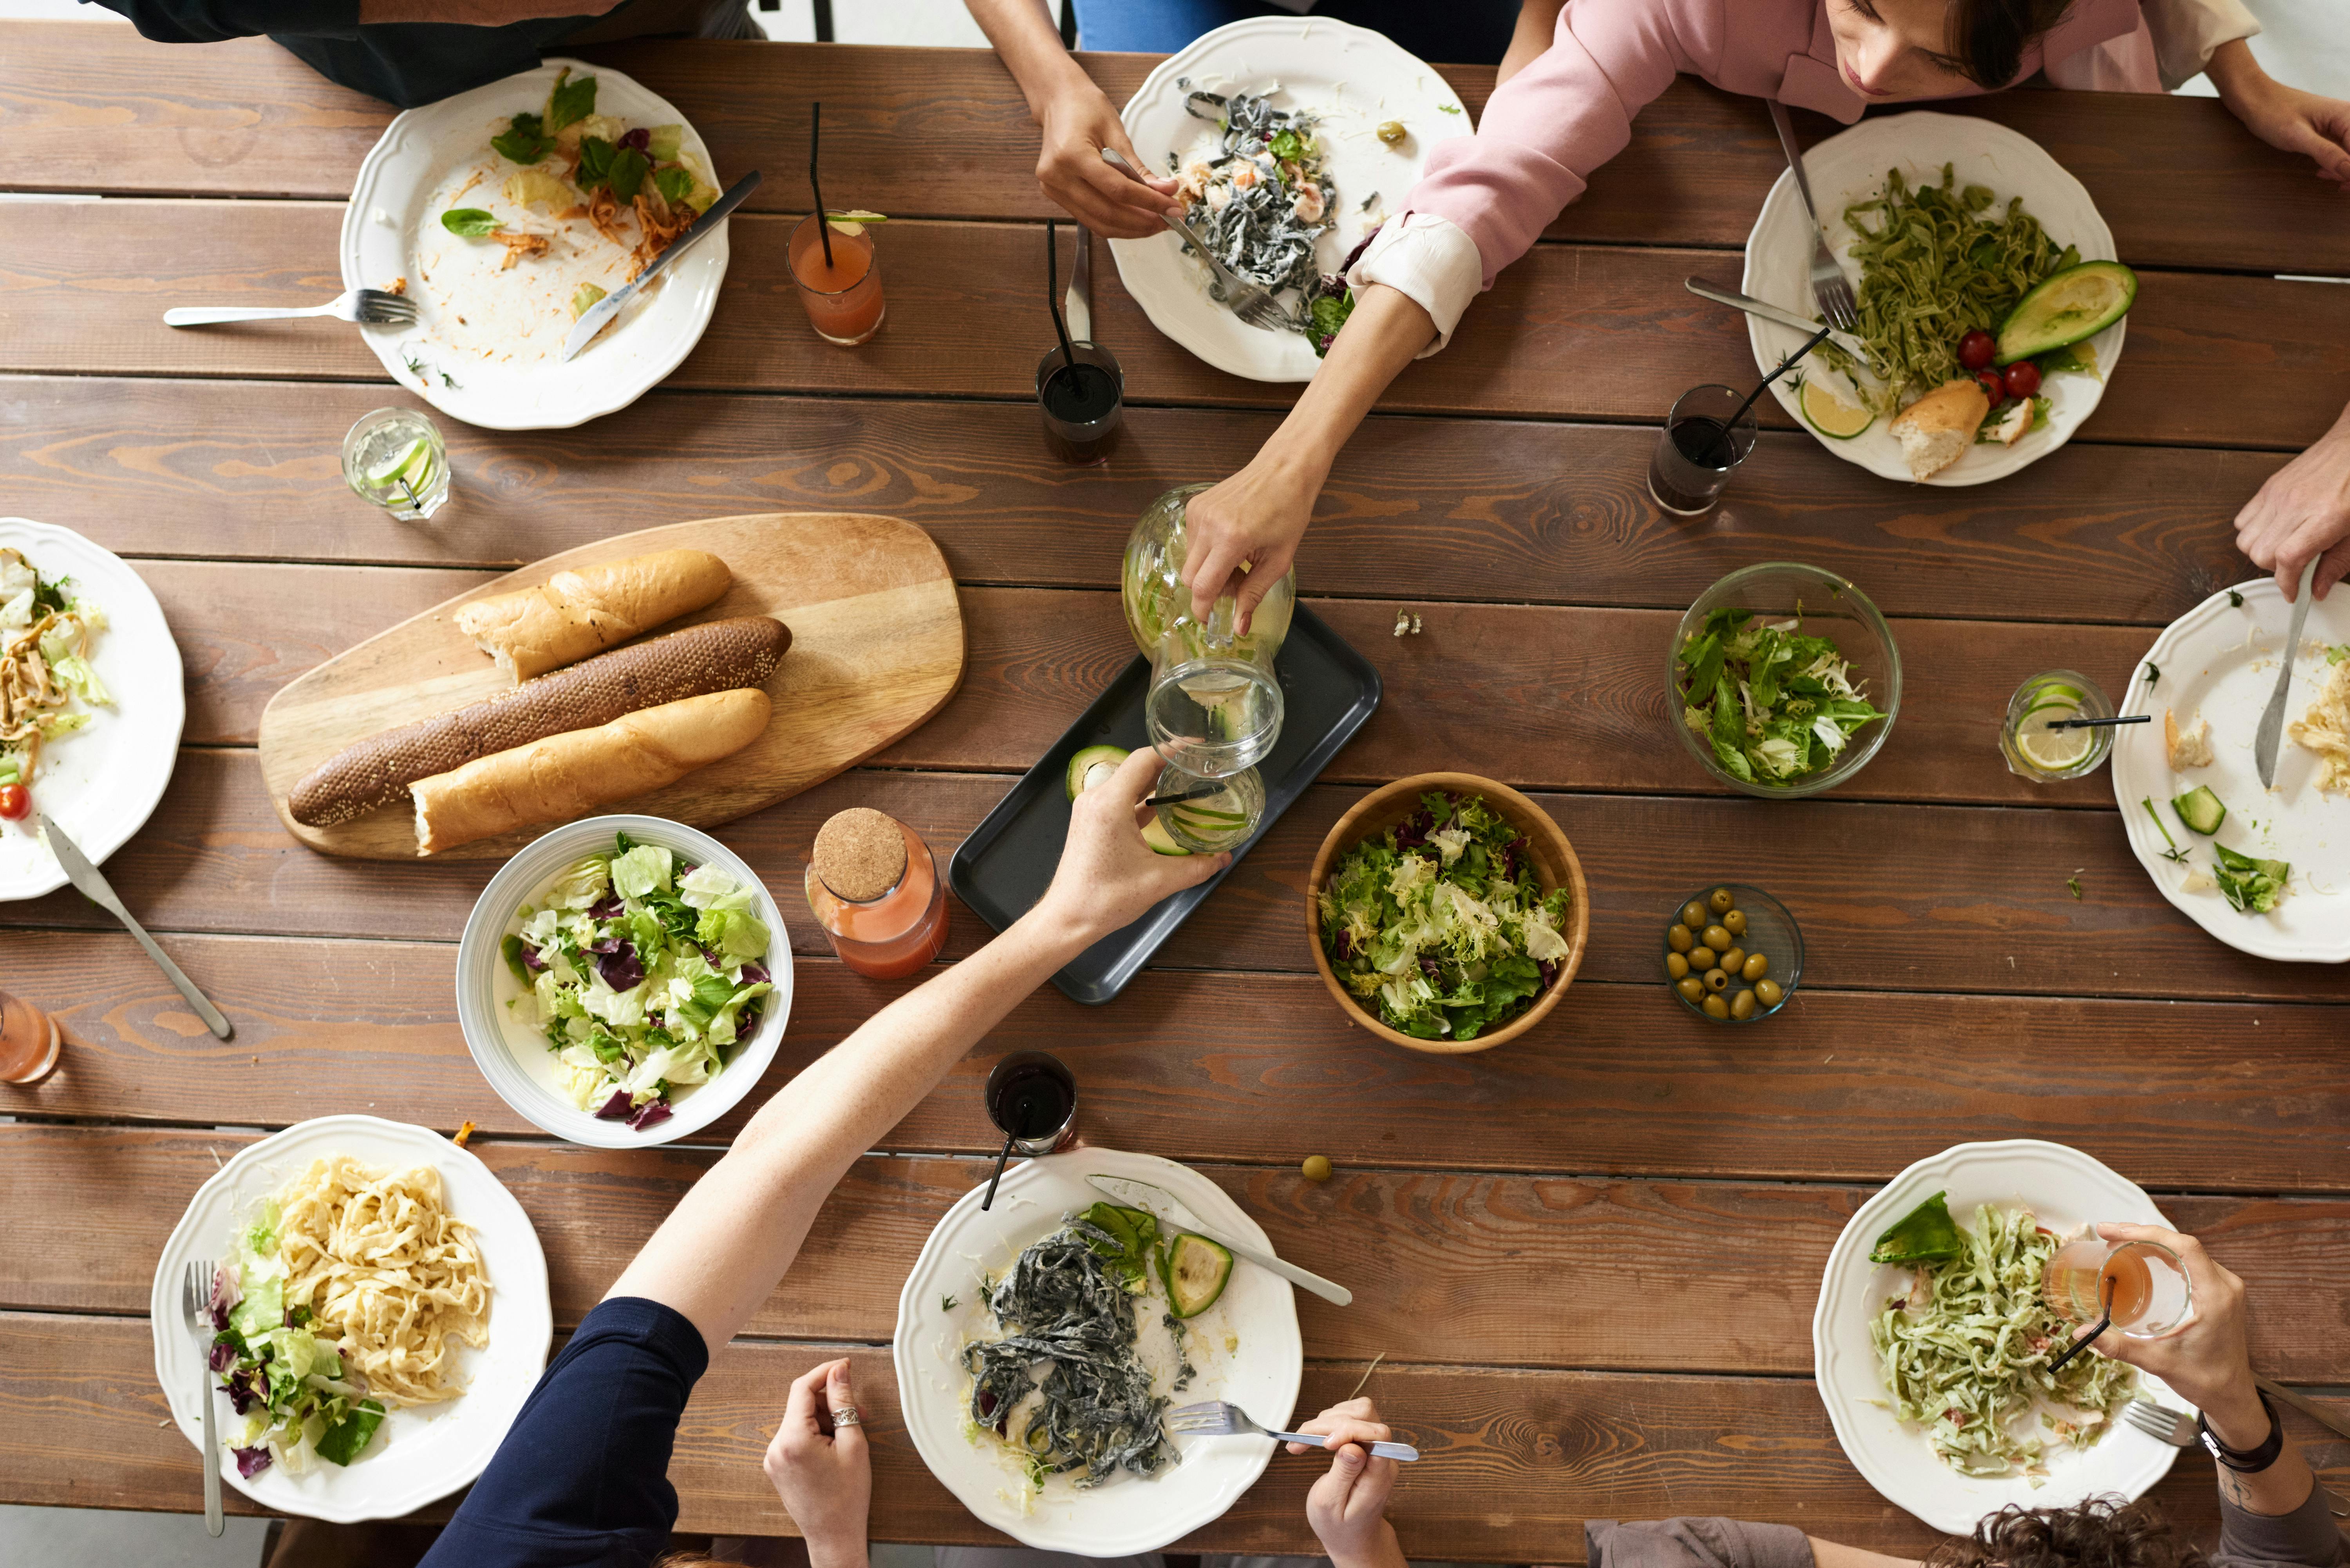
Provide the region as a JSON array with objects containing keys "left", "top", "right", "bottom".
[
  {"left": 789, "top": 214, "right": 886, "bottom": 346},
  {"left": 2042, "top": 1232, "right": 2192, "bottom": 1337}
]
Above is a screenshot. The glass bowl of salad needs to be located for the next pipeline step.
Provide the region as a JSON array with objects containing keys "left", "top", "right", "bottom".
[
  {"left": 1307, "top": 772, "right": 1589, "bottom": 1055},
  {"left": 455, "top": 814, "right": 792, "bottom": 1148},
  {"left": 1670, "top": 563, "right": 1900, "bottom": 799}
]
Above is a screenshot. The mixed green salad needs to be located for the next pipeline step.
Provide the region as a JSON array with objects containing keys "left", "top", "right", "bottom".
[
  {"left": 207, "top": 1205, "right": 386, "bottom": 1478},
  {"left": 504, "top": 833, "right": 773, "bottom": 1131},
  {"left": 1316, "top": 791, "right": 1574, "bottom": 1042},
  {"left": 1676, "top": 608, "right": 1888, "bottom": 786}
]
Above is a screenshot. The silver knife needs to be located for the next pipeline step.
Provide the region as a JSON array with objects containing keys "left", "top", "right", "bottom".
[
  {"left": 561, "top": 168, "right": 763, "bottom": 362},
  {"left": 2258, "top": 1372, "right": 2350, "bottom": 1444},
  {"left": 2255, "top": 557, "right": 2320, "bottom": 789},
  {"left": 1066, "top": 222, "right": 1093, "bottom": 343},
  {"left": 1088, "top": 1174, "right": 1352, "bottom": 1306},
  {"left": 1684, "top": 277, "right": 1867, "bottom": 359},
  {"left": 39, "top": 813, "right": 232, "bottom": 1040}
]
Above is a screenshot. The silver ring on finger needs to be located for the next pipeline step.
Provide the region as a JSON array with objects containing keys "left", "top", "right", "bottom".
[{"left": 832, "top": 1406, "right": 862, "bottom": 1427}]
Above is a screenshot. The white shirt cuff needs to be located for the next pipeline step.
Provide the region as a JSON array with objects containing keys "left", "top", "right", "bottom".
[{"left": 1348, "top": 212, "right": 1485, "bottom": 357}]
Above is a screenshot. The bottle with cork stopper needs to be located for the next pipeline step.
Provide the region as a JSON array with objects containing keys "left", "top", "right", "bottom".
[{"left": 804, "top": 807, "right": 949, "bottom": 979}]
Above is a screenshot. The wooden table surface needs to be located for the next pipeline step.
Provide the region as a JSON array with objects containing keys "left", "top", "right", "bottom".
[{"left": 2, "top": 23, "right": 2346, "bottom": 1557}]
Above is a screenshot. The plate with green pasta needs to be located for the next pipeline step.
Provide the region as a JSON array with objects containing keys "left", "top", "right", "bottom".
[
  {"left": 1812, "top": 1140, "right": 2186, "bottom": 1534},
  {"left": 1741, "top": 112, "right": 2126, "bottom": 486}
]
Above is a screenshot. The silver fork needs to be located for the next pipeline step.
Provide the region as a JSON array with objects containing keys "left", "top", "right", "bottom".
[
  {"left": 1766, "top": 101, "right": 1859, "bottom": 334},
  {"left": 1166, "top": 1400, "right": 1420, "bottom": 1461},
  {"left": 2123, "top": 1397, "right": 2198, "bottom": 1448},
  {"left": 1098, "top": 147, "right": 1291, "bottom": 333},
  {"left": 164, "top": 287, "right": 418, "bottom": 329},
  {"left": 183, "top": 1258, "right": 224, "bottom": 1536}
]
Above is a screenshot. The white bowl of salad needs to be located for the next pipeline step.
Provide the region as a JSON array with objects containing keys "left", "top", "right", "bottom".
[{"left": 455, "top": 815, "right": 792, "bottom": 1147}]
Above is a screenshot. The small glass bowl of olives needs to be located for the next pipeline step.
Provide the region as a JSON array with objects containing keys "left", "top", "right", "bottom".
[{"left": 1663, "top": 884, "right": 1802, "bottom": 1025}]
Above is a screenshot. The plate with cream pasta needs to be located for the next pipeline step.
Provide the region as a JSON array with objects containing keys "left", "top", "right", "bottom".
[{"left": 150, "top": 1115, "right": 553, "bottom": 1522}]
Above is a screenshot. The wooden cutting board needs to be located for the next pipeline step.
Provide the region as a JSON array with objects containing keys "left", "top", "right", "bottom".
[{"left": 257, "top": 512, "right": 964, "bottom": 859}]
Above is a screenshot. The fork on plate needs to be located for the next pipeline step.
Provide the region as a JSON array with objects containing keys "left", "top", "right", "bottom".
[
  {"left": 1166, "top": 1400, "right": 1420, "bottom": 1461},
  {"left": 164, "top": 287, "right": 419, "bottom": 329},
  {"left": 1098, "top": 148, "right": 1292, "bottom": 332},
  {"left": 183, "top": 1257, "right": 225, "bottom": 1536},
  {"left": 1766, "top": 101, "right": 1859, "bottom": 334}
]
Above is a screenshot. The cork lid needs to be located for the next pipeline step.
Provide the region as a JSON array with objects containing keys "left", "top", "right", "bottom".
[{"left": 813, "top": 808, "right": 907, "bottom": 903}]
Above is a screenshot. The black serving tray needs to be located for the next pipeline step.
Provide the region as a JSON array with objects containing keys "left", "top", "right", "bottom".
[{"left": 948, "top": 603, "right": 1381, "bottom": 1004}]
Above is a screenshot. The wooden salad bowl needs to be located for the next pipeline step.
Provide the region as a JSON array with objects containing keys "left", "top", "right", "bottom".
[{"left": 1306, "top": 772, "right": 1590, "bottom": 1055}]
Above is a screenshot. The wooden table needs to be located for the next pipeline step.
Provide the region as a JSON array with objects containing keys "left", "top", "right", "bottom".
[{"left": 2, "top": 24, "right": 2346, "bottom": 1557}]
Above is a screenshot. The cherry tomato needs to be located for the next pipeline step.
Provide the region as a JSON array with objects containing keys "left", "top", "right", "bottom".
[
  {"left": 0, "top": 784, "right": 27, "bottom": 822},
  {"left": 2002, "top": 359, "right": 2042, "bottom": 399},
  {"left": 1958, "top": 329, "right": 1996, "bottom": 371},
  {"left": 1974, "top": 369, "right": 2007, "bottom": 407}
]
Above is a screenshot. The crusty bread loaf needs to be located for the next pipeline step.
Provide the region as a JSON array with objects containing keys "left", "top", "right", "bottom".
[
  {"left": 410, "top": 688, "right": 771, "bottom": 855},
  {"left": 1888, "top": 379, "right": 1990, "bottom": 481},
  {"left": 456, "top": 548, "right": 733, "bottom": 680},
  {"left": 289, "top": 616, "right": 791, "bottom": 827}
]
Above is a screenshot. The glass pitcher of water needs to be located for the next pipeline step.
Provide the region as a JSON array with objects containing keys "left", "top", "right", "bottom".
[{"left": 1121, "top": 483, "right": 1293, "bottom": 777}]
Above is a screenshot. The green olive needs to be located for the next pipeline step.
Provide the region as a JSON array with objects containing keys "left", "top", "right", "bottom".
[
  {"left": 1665, "top": 952, "right": 1690, "bottom": 980},
  {"left": 1731, "top": 988, "right": 1757, "bottom": 1021},
  {"left": 1376, "top": 119, "right": 1407, "bottom": 145},
  {"left": 1668, "top": 923, "right": 1695, "bottom": 954},
  {"left": 1716, "top": 947, "right": 1745, "bottom": 978},
  {"left": 1702, "top": 993, "right": 1730, "bottom": 1020},
  {"left": 1700, "top": 925, "right": 1732, "bottom": 953},
  {"left": 1681, "top": 900, "right": 1708, "bottom": 929},
  {"left": 1741, "top": 952, "right": 1770, "bottom": 982},
  {"left": 1702, "top": 967, "right": 1730, "bottom": 994},
  {"left": 1676, "top": 976, "right": 1705, "bottom": 1003},
  {"left": 1302, "top": 1154, "right": 1333, "bottom": 1183},
  {"left": 1755, "top": 978, "right": 1784, "bottom": 1007},
  {"left": 1708, "top": 887, "right": 1735, "bottom": 914},
  {"left": 1722, "top": 908, "right": 1748, "bottom": 937}
]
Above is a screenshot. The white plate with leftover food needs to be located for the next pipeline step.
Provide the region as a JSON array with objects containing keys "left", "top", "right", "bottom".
[
  {"left": 341, "top": 59, "right": 728, "bottom": 430},
  {"left": 150, "top": 1115, "right": 553, "bottom": 1523},
  {"left": 893, "top": 1146, "right": 1303, "bottom": 1553},
  {"left": 0, "top": 517, "right": 183, "bottom": 901},
  {"left": 2113, "top": 579, "right": 2350, "bottom": 963},
  {"left": 1110, "top": 15, "right": 1472, "bottom": 383},
  {"left": 455, "top": 814, "right": 792, "bottom": 1148},
  {"left": 1813, "top": 1139, "right": 2182, "bottom": 1536},
  {"left": 1742, "top": 112, "right": 2124, "bottom": 485}
]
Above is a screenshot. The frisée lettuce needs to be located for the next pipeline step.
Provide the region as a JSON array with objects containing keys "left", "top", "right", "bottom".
[
  {"left": 1676, "top": 607, "right": 1887, "bottom": 786},
  {"left": 206, "top": 1200, "right": 386, "bottom": 1478}
]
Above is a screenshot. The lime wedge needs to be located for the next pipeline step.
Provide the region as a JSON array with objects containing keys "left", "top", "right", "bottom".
[
  {"left": 368, "top": 437, "right": 431, "bottom": 489},
  {"left": 1800, "top": 378, "right": 1874, "bottom": 440}
]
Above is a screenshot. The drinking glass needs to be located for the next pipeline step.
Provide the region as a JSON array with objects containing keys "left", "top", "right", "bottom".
[
  {"left": 1648, "top": 384, "right": 1761, "bottom": 516},
  {"left": 1036, "top": 341, "right": 1123, "bottom": 465},
  {"left": 1154, "top": 761, "right": 1264, "bottom": 853},
  {"left": 1123, "top": 484, "right": 1294, "bottom": 778},
  {"left": 2002, "top": 670, "right": 2114, "bottom": 781},
  {"left": 342, "top": 407, "right": 450, "bottom": 521},
  {"left": 2042, "top": 1233, "right": 2192, "bottom": 1337},
  {"left": 790, "top": 214, "right": 886, "bottom": 345},
  {"left": 986, "top": 1050, "right": 1076, "bottom": 1156},
  {"left": 0, "top": 989, "right": 61, "bottom": 1084}
]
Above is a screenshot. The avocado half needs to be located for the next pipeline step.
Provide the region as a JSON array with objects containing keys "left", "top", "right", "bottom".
[{"left": 1994, "top": 260, "right": 2137, "bottom": 366}]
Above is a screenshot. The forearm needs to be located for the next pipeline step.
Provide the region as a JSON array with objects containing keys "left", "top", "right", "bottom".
[
  {"left": 2203, "top": 38, "right": 2272, "bottom": 112},
  {"left": 1330, "top": 1520, "right": 1411, "bottom": 1568},
  {"left": 1808, "top": 1540, "right": 1920, "bottom": 1568},
  {"left": 2203, "top": 1380, "right": 2318, "bottom": 1518},
  {"left": 1261, "top": 284, "right": 1435, "bottom": 481},
  {"left": 967, "top": 0, "right": 1093, "bottom": 123},
  {"left": 1499, "top": 0, "right": 1565, "bottom": 86}
]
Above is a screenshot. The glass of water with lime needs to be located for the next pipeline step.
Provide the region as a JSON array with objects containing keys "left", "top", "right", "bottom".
[
  {"left": 342, "top": 406, "right": 450, "bottom": 520},
  {"left": 2001, "top": 670, "right": 2114, "bottom": 780}
]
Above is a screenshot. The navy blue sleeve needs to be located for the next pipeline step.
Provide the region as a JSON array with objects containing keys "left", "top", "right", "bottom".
[
  {"left": 80, "top": 0, "right": 359, "bottom": 43},
  {"left": 420, "top": 1296, "right": 712, "bottom": 1568}
]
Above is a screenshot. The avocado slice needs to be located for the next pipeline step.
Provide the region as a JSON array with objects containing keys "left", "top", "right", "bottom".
[
  {"left": 1160, "top": 1233, "right": 1234, "bottom": 1318},
  {"left": 1141, "top": 816, "right": 1189, "bottom": 857},
  {"left": 1065, "top": 744, "right": 1129, "bottom": 801},
  {"left": 1994, "top": 260, "right": 2137, "bottom": 366}
]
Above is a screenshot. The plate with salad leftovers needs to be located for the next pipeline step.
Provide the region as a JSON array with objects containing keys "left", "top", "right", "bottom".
[
  {"left": 455, "top": 814, "right": 792, "bottom": 1147},
  {"left": 1742, "top": 112, "right": 2128, "bottom": 486},
  {"left": 341, "top": 58, "right": 728, "bottom": 430},
  {"left": 893, "top": 1146, "right": 1302, "bottom": 1554},
  {"left": 1813, "top": 1139, "right": 2184, "bottom": 1535},
  {"left": 0, "top": 517, "right": 183, "bottom": 901},
  {"left": 2111, "top": 579, "right": 2350, "bottom": 963},
  {"left": 1110, "top": 15, "right": 1472, "bottom": 382},
  {"left": 150, "top": 1114, "right": 552, "bottom": 1523}
]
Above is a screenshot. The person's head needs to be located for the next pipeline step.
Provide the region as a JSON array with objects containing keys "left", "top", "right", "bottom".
[
  {"left": 1927, "top": 1498, "right": 2205, "bottom": 1568},
  {"left": 1827, "top": 0, "right": 2076, "bottom": 101}
]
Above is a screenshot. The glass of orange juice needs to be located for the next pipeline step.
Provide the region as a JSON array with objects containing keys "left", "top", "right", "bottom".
[
  {"left": 2042, "top": 1232, "right": 2192, "bottom": 1337},
  {"left": 789, "top": 214, "right": 885, "bottom": 345}
]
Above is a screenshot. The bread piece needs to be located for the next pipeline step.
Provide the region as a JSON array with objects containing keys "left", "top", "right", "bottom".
[
  {"left": 289, "top": 616, "right": 791, "bottom": 827},
  {"left": 455, "top": 548, "right": 733, "bottom": 681},
  {"left": 2164, "top": 708, "right": 2213, "bottom": 770},
  {"left": 410, "top": 688, "right": 771, "bottom": 855},
  {"left": 1888, "top": 379, "right": 1990, "bottom": 480}
]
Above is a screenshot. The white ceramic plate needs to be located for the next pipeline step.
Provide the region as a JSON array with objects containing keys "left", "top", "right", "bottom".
[
  {"left": 340, "top": 58, "right": 728, "bottom": 430},
  {"left": 1741, "top": 111, "right": 2123, "bottom": 485},
  {"left": 893, "top": 1147, "right": 1303, "bottom": 1554},
  {"left": 2111, "top": 580, "right": 2350, "bottom": 963},
  {"left": 1110, "top": 15, "right": 1471, "bottom": 383},
  {"left": 0, "top": 517, "right": 184, "bottom": 901},
  {"left": 1813, "top": 1139, "right": 2183, "bottom": 1535},
  {"left": 150, "top": 1115, "right": 553, "bottom": 1523},
  {"left": 454, "top": 815, "right": 793, "bottom": 1148}
]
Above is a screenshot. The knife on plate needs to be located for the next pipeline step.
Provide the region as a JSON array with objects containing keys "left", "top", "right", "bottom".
[
  {"left": 1087, "top": 1174, "right": 1352, "bottom": 1306},
  {"left": 39, "top": 813, "right": 232, "bottom": 1040},
  {"left": 561, "top": 168, "right": 763, "bottom": 363},
  {"left": 1683, "top": 277, "right": 1869, "bottom": 361},
  {"left": 2254, "top": 557, "right": 2320, "bottom": 789}
]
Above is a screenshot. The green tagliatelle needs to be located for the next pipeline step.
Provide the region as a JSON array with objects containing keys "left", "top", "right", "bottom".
[{"left": 1871, "top": 1204, "right": 2136, "bottom": 1477}]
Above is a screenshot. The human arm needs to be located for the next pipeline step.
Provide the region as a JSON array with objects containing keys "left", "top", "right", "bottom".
[
  {"left": 2203, "top": 38, "right": 2350, "bottom": 189},
  {"left": 84, "top": 0, "right": 612, "bottom": 39},
  {"left": 1499, "top": 0, "right": 1567, "bottom": 86},
  {"left": 607, "top": 744, "right": 1229, "bottom": 1352},
  {"left": 765, "top": 1359, "right": 872, "bottom": 1568},
  {"left": 1283, "top": 1398, "right": 1409, "bottom": 1568},
  {"left": 964, "top": 0, "right": 1183, "bottom": 238},
  {"left": 2235, "top": 401, "right": 2350, "bottom": 602}
]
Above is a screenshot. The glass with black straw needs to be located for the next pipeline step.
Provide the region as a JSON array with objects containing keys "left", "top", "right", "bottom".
[
  {"left": 1647, "top": 323, "right": 1834, "bottom": 516},
  {"left": 790, "top": 100, "right": 886, "bottom": 345},
  {"left": 979, "top": 1050, "right": 1077, "bottom": 1210},
  {"left": 1035, "top": 220, "right": 1123, "bottom": 464}
]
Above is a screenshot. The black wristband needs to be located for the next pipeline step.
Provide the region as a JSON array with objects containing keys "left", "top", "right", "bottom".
[{"left": 2198, "top": 1391, "right": 2283, "bottom": 1473}]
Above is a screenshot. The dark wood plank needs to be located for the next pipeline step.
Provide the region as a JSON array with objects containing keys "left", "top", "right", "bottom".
[
  {"left": 0, "top": 377, "right": 2280, "bottom": 625},
  {"left": 7, "top": 27, "right": 2343, "bottom": 275},
  {"left": 6, "top": 932, "right": 2347, "bottom": 1190},
  {"left": 7, "top": 205, "right": 2344, "bottom": 449}
]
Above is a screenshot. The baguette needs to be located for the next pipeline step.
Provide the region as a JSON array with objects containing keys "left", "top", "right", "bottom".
[
  {"left": 289, "top": 616, "right": 791, "bottom": 827},
  {"left": 456, "top": 548, "right": 733, "bottom": 680},
  {"left": 1888, "top": 379, "right": 1990, "bottom": 481},
  {"left": 410, "top": 688, "right": 771, "bottom": 856}
]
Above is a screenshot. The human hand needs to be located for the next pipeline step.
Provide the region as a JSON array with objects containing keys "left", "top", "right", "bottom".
[
  {"left": 2231, "top": 80, "right": 2350, "bottom": 189},
  {"left": 762, "top": 1358, "right": 872, "bottom": 1568},
  {"left": 1289, "top": 1398, "right": 1407, "bottom": 1568},
  {"left": 1178, "top": 457, "right": 1319, "bottom": 630},
  {"left": 1032, "top": 746, "right": 1228, "bottom": 944},
  {"left": 2235, "top": 410, "right": 2350, "bottom": 600},
  {"left": 1034, "top": 77, "right": 1182, "bottom": 239},
  {"left": 2075, "top": 1224, "right": 2261, "bottom": 1435}
]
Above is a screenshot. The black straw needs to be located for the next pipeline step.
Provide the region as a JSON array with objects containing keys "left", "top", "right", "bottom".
[
  {"left": 1721, "top": 323, "right": 1834, "bottom": 449},
  {"left": 2046, "top": 1274, "right": 2115, "bottom": 1376},
  {"left": 978, "top": 1127, "right": 1016, "bottom": 1211},
  {"left": 1045, "top": 220, "right": 1077, "bottom": 376},
  {"left": 810, "top": 101, "right": 833, "bottom": 270},
  {"left": 1144, "top": 781, "right": 1228, "bottom": 808},
  {"left": 2045, "top": 715, "right": 2153, "bottom": 730}
]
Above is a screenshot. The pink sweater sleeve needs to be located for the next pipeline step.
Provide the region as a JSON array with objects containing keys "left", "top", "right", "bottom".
[{"left": 1405, "top": 0, "right": 1712, "bottom": 286}]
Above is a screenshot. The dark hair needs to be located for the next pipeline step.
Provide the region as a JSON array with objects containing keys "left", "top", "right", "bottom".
[
  {"left": 1944, "top": 0, "right": 2079, "bottom": 88},
  {"left": 1924, "top": 1498, "right": 2207, "bottom": 1568}
]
